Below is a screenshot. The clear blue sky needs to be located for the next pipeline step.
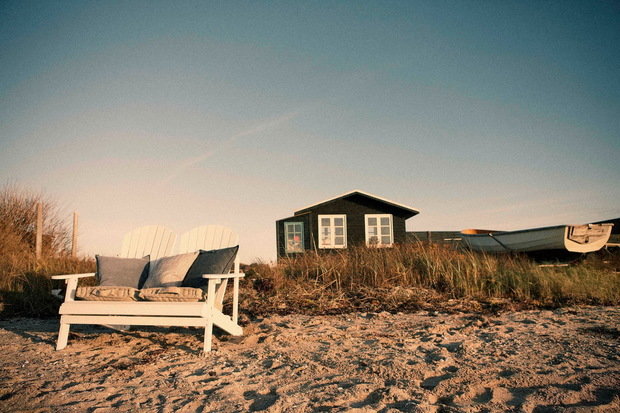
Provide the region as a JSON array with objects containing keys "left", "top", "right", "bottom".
[{"left": 1, "top": 1, "right": 619, "bottom": 261}]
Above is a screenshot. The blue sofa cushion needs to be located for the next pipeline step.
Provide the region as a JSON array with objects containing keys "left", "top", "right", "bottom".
[
  {"left": 182, "top": 246, "right": 239, "bottom": 288},
  {"left": 96, "top": 255, "right": 150, "bottom": 289}
]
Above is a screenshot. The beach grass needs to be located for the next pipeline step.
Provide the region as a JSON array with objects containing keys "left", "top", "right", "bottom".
[
  {"left": 1, "top": 184, "right": 618, "bottom": 318},
  {"left": 0, "top": 183, "right": 95, "bottom": 316},
  {"left": 240, "top": 243, "right": 620, "bottom": 316}
]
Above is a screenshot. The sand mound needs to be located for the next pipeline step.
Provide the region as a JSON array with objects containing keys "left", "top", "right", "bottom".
[{"left": 1, "top": 307, "right": 619, "bottom": 412}]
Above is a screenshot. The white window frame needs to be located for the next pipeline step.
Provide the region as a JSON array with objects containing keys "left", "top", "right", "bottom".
[
  {"left": 284, "top": 222, "right": 304, "bottom": 253},
  {"left": 318, "top": 214, "right": 347, "bottom": 249},
  {"left": 365, "top": 214, "right": 393, "bottom": 247}
]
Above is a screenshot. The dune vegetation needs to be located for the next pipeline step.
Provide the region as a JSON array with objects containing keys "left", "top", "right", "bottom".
[
  {"left": 240, "top": 243, "right": 620, "bottom": 317},
  {"left": 0, "top": 184, "right": 94, "bottom": 317},
  {"left": 0, "top": 183, "right": 618, "bottom": 318}
]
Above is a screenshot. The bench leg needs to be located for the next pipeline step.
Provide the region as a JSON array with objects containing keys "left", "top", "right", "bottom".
[
  {"left": 203, "top": 278, "right": 217, "bottom": 354},
  {"left": 203, "top": 317, "right": 213, "bottom": 353},
  {"left": 57, "top": 317, "right": 70, "bottom": 350}
]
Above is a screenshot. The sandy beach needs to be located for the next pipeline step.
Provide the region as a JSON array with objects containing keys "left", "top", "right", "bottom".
[{"left": 1, "top": 307, "right": 619, "bottom": 412}]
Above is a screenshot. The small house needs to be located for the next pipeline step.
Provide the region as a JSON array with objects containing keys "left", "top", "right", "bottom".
[{"left": 276, "top": 190, "right": 420, "bottom": 257}]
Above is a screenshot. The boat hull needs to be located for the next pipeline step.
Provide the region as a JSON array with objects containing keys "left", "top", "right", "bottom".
[{"left": 460, "top": 224, "right": 613, "bottom": 254}]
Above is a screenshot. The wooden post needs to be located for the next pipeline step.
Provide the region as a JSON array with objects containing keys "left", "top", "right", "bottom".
[
  {"left": 35, "top": 202, "right": 43, "bottom": 259},
  {"left": 427, "top": 231, "right": 432, "bottom": 243},
  {"left": 71, "top": 212, "right": 78, "bottom": 258}
]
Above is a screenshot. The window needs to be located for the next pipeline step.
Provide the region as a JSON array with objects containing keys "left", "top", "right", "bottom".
[
  {"left": 284, "top": 222, "right": 304, "bottom": 253},
  {"left": 365, "top": 214, "right": 393, "bottom": 246},
  {"left": 318, "top": 215, "right": 347, "bottom": 248}
]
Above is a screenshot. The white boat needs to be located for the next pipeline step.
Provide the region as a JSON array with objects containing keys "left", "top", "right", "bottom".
[{"left": 460, "top": 223, "right": 613, "bottom": 253}]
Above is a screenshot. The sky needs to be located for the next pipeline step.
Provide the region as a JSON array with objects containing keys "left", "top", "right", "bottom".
[{"left": 1, "top": 1, "right": 619, "bottom": 262}]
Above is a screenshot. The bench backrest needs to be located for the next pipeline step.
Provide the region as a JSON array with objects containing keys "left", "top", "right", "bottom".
[
  {"left": 120, "top": 225, "right": 176, "bottom": 260},
  {"left": 177, "top": 225, "right": 240, "bottom": 272}
]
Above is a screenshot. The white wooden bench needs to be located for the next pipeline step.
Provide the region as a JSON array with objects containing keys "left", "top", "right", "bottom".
[{"left": 52, "top": 225, "right": 244, "bottom": 353}]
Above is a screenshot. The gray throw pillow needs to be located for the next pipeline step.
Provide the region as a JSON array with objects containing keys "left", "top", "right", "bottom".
[
  {"left": 142, "top": 252, "right": 199, "bottom": 289},
  {"left": 182, "top": 246, "right": 239, "bottom": 288},
  {"left": 96, "top": 255, "right": 150, "bottom": 289}
]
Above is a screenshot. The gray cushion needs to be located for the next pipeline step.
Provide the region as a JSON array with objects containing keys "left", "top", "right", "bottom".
[
  {"left": 182, "top": 246, "right": 238, "bottom": 288},
  {"left": 139, "top": 287, "right": 203, "bottom": 302},
  {"left": 76, "top": 286, "right": 139, "bottom": 301},
  {"left": 96, "top": 255, "right": 150, "bottom": 289},
  {"left": 142, "top": 252, "right": 199, "bottom": 289}
]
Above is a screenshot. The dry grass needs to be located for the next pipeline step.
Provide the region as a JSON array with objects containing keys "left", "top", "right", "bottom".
[
  {"left": 239, "top": 243, "right": 620, "bottom": 317},
  {"left": 0, "top": 184, "right": 95, "bottom": 317},
  {"left": 2, "top": 183, "right": 618, "bottom": 318}
]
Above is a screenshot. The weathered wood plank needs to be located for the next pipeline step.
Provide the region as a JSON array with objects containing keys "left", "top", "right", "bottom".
[{"left": 120, "top": 225, "right": 176, "bottom": 259}]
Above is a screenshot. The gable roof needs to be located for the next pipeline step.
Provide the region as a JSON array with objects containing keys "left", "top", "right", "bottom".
[{"left": 294, "top": 190, "right": 420, "bottom": 218}]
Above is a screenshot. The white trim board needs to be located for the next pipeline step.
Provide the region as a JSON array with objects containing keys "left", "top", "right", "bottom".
[{"left": 294, "top": 190, "right": 419, "bottom": 216}]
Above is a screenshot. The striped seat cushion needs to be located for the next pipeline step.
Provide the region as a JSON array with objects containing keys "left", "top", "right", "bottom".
[
  {"left": 76, "top": 286, "right": 139, "bottom": 301},
  {"left": 138, "top": 287, "right": 204, "bottom": 302}
]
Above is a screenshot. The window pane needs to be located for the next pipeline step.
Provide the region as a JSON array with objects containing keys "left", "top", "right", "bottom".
[
  {"left": 381, "top": 226, "right": 390, "bottom": 235},
  {"left": 321, "top": 218, "right": 330, "bottom": 226},
  {"left": 287, "top": 240, "right": 302, "bottom": 252},
  {"left": 368, "top": 236, "right": 378, "bottom": 244},
  {"left": 381, "top": 236, "right": 391, "bottom": 244},
  {"left": 368, "top": 217, "right": 377, "bottom": 226},
  {"left": 380, "top": 217, "right": 389, "bottom": 225},
  {"left": 368, "top": 227, "right": 378, "bottom": 236},
  {"left": 334, "top": 236, "right": 344, "bottom": 245},
  {"left": 321, "top": 227, "right": 331, "bottom": 246},
  {"left": 286, "top": 219, "right": 304, "bottom": 252},
  {"left": 335, "top": 227, "right": 343, "bottom": 236},
  {"left": 334, "top": 217, "right": 344, "bottom": 226}
]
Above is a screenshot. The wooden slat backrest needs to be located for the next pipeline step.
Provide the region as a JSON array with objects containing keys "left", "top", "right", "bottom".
[
  {"left": 177, "top": 225, "right": 239, "bottom": 253},
  {"left": 120, "top": 225, "right": 176, "bottom": 260}
]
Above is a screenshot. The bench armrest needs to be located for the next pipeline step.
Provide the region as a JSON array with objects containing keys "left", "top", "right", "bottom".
[
  {"left": 52, "top": 273, "right": 95, "bottom": 302},
  {"left": 51, "top": 273, "right": 96, "bottom": 280},
  {"left": 202, "top": 273, "right": 245, "bottom": 324},
  {"left": 201, "top": 272, "right": 246, "bottom": 279}
]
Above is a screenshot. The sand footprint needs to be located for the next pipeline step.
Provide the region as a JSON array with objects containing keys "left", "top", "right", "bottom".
[{"left": 420, "top": 373, "right": 453, "bottom": 390}]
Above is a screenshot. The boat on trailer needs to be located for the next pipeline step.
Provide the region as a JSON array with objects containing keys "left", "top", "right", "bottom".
[{"left": 460, "top": 223, "right": 613, "bottom": 254}]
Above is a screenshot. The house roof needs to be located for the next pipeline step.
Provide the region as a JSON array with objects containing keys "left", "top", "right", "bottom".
[{"left": 294, "top": 190, "right": 420, "bottom": 218}]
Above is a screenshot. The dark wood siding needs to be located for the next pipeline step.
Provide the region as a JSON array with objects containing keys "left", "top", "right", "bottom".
[
  {"left": 303, "top": 196, "right": 410, "bottom": 248},
  {"left": 277, "top": 192, "right": 417, "bottom": 257},
  {"left": 393, "top": 215, "right": 407, "bottom": 244}
]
